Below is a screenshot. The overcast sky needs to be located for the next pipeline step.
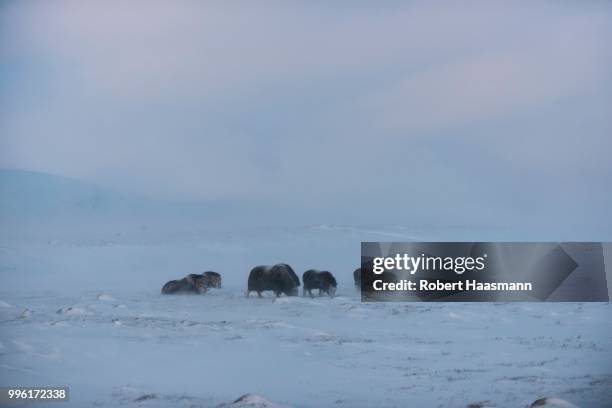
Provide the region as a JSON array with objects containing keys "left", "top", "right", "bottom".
[{"left": 1, "top": 1, "right": 611, "bottom": 230}]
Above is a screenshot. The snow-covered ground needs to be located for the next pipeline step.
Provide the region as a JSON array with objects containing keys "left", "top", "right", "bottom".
[
  {"left": 1, "top": 171, "right": 611, "bottom": 407},
  {"left": 2, "top": 236, "right": 611, "bottom": 407}
]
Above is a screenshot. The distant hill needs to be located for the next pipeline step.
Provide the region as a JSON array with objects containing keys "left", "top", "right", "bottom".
[
  {"left": 0, "top": 169, "right": 313, "bottom": 229},
  {"left": 0, "top": 169, "right": 150, "bottom": 220}
]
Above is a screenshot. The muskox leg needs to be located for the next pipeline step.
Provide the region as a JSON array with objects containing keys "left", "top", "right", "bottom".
[
  {"left": 257, "top": 291, "right": 262, "bottom": 298},
  {"left": 308, "top": 289, "right": 314, "bottom": 299}
]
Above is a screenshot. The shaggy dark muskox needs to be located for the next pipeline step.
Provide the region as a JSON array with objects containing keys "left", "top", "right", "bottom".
[
  {"left": 247, "top": 263, "right": 300, "bottom": 297},
  {"left": 302, "top": 270, "right": 337, "bottom": 298},
  {"left": 162, "top": 274, "right": 207, "bottom": 295},
  {"left": 161, "top": 271, "right": 222, "bottom": 295},
  {"left": 353, "top": 267, "right": 361, "bottom": 288}
]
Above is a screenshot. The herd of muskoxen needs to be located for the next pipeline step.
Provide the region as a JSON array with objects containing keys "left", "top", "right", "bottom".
[{"left": 162, "top": 264, "right": 372, "bottom": 297}]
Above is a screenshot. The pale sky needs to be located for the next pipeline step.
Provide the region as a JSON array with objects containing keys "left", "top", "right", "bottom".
[{"left": 1, "top": 1, "right": 611, "bottom": 230}]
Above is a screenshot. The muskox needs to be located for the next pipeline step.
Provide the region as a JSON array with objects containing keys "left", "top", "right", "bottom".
[
  {"left": 302, "top": 270, "right": 337, "bottom": 298},
  {"left": 162, "top": 274, "right": 207, "bottom": 295},
  {"left": 161, "top": 271, "right": 222, "bottom": 295},
  {"left": 353, "top": 267, "right": 361, "bottom": 288},
  {"left": 247, "top": 263, "right": 300, "bottom": 297}
]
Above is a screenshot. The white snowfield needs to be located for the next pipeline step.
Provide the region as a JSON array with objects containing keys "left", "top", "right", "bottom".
[
  {"left": 0, "top": 171, "right": 611, "bottom": 407},
  {"left": 1, "top": 257, "right": 610, "bottom": 407}
]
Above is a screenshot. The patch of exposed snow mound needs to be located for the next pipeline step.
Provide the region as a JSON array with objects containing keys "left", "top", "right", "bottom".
[
  {"left": 466, "top": 401, "right": 496, "bottom": 407},
  {"left": 132, "top": 393, "right": 157, "bottom": 402},
  {"left": 0, "top": 300, "right": 12, "bottom": 308},
  {"left": 56, "top": 306, "right": 92, "bottom": 316},
  {"left": 527, "top": 397, "right": 579, "bottom": 408},
  {"left": 220, "top": 394, "right": 288, "bottom": 408}
]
